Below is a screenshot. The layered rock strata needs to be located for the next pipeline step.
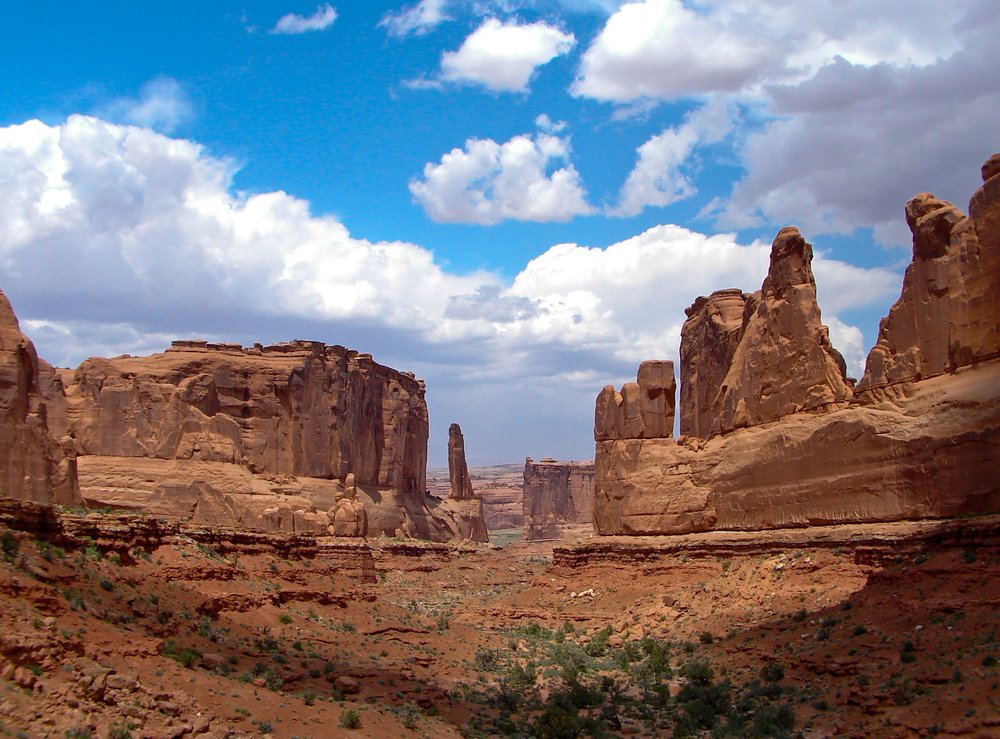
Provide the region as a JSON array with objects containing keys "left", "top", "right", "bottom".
[
  {"left": 2, "top": 333, "right": 472, "bottom": 541},
  {"left": 522, "top": 457, "right": 595, "bottom": 540},
  {"left": 438, "top": 423, "right": 488, "bottom": 542},
  {"left": 594, "top": 156, "right": 1000, "bottom": 536},
  {"left": 0, "top": 291, "right": 79, "bottom": 506}
]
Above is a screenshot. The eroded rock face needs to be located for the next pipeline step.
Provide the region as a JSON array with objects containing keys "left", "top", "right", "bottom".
[
  {"left": 54, "top": 341, "right": 428, "bottom": 495},
  {"left": 523, "top": 457, "right": 595, "bottom": 540},
  {"left": 594, "top": 155, "right": 1000, "bottom": 536},
  {"left": 447, "top": 424, "right": 475, "bottom": 501},
  {"left": 440, "top": 423, "right": 488, "bottom": 542},
  {"left": 20, "top": 337, "right": 488, "bottom": 540},
  {"left": 684, "top": 228, "right": 852, "bottom": 438},
  {"left": 858, "top": 161, "right": 1000, "bottom": 389},
  {"left": 679, "top": 289, "right": 747, "bottom": 439},
  {"left": 595, "top": 361, "right": 676, "bottom": 441},
  {"left": 328, "top": 473, "right": 367, "bottom": 537},
  {"left": 0, "top": 291, "right": 79, "bottom": 505}
]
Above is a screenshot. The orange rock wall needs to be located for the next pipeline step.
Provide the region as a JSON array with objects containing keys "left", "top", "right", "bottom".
[
  {"left": 48, "top": 341, "right": 428, "bottom": 496},
  {"left": 594, "top": 155, "right": 1000, "bottom": 536},
  {"left": 0, "top": 291, "right": 79, "bottom": 506},
  {"left": 522, "top": 458, "right": 595, "bottom": 540}
]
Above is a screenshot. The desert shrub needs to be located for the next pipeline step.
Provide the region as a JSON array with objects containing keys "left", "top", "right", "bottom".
[
  {"left": 473, "top": 647, "right": 501, "bottom": 672},
  {"left": 982, "top": 655, "right": 997, "bottom": 668},
  {"left": 585, "top": 626, "right": 612, "bottom": 657},
  {"left": 698, "top": 631, "right": 715, "bottom": 644},
  {"left": 1, "top": 531, "right": 21, "bottom": 563},
  {"left": 339, "top": 708, "right": 361, "bottom": 729},
  {"left": 99, "top": 579, "right": 114, "bottom": 592},
  {"left": 674, "top": 660, "right": 732, "bottom": 736},
  {"left": 108, "top": 722, "right": 134, "bottom": 739},
  {"left": 761, "top": 662, "right": 785, "bottom": 683},
  {"left": 636, "top": 638, "right": 672, "bottom": 681},
  {"left": 278, "top": 613, "right": 292, "bottom": 625},
  {"left": 531, "top": 703, "right": 583, "bottom": 739}
]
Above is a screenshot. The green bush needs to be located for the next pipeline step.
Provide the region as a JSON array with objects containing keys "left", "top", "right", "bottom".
[
  {"left": 1, "top": 531, "right": 20, "bottom": 563},
  {"left": 339, "top": 708, "right": 361, "bottom": 729}
]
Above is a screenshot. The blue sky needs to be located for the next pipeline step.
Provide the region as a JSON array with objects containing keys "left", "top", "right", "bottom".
[{"left": 2, "top": 1, "right": 997, "bottom": 466}]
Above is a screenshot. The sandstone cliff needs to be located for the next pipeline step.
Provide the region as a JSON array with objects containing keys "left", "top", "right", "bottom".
[
  {"left": 0, "top": 291, "right": 79, "bottom": 506},
  {"left": 684, "top": 228, "right": 852, "bottom": 438},
  {"left": 857, "top": 158, "right": 1000, "bottom": 389},
  {"left": 522, "top": 457, "right": 595, "bottom": 540},
  {"left": 594, "top": 155, "right": 1000, "bottom": 536},
  {"left": 595, "top": 360, "right": 676, "bottom": 441},
  {"left": 437, "top": 423, "right": 488, "bottom": 542},
  {"left": 20, "top": 337, "right": 473, "bottom": 541}
]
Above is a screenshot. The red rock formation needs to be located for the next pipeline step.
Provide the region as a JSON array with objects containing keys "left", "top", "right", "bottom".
[
  {"left": 15, "top": 336, "right": 482, "bottom": 541},
  {"left": 53, "top": 341, "right": 427, "bottom": 493},
  {"left": 679, "top": 289, "right": 747, "bottom": 439},
  {"left": 439, "top": 423, "right": 488, "bottom": 542},
  {"left": 522, "top": 457, "right": 595, "bottom": 540},
  {"left": 686, "top": 228, "right": 852, "bottom": 438},
  {"left": 857, "top": 159, "right": 1000, "bottom": 389},
  {"left": 447, "top": 424, "right": 475, "bottom": 500},
  {"left": 595, "top": 360, "right": 676, "bottom": 441},
  {"left": 594, "top": 155, "right": 1000, "bottom": 536},
  {"left": 0, "top": 291, "right": 79, "bottom": 505}
]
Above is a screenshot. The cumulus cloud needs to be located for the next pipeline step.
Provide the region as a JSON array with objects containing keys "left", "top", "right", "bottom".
[
  {"left": 0, "top": 116, "right": 901, "bottom": 460},
  {"left": 575, "top": 0, "right": 996, "bottom": 247},
  {"left": 380, "top": 0, "right": 449, "bottom": 38},
  {"left": 440, "top": 18, "right": 575, "bottom": 92},
  {"left": 611, "top": 100, "right": 735, "bottom": 216},
  {"left": 94, "top": 77, "right": 193, "bottom": 133},
  {"left": 573, "top": 0, "right": 963, "bottom": 103},
  {"left": 271, "top": 4, "right": 337, "bottom": 34},
  {"left": 409, "top": 125, "right": 594, "bottom": 224}
]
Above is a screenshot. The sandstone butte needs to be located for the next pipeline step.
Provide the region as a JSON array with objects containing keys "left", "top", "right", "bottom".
[
  {"left": 594, "top": 154, "right": 1000, "bottom": 536},
  {"left": 0, "top": 306, "right": 486, "bottom": 542},
  {"left": 521, "top": 456, "right": 594, "bottom": 541}
]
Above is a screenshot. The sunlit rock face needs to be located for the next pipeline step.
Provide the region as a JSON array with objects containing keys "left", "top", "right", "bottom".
[
  {"left": 594, "top": 155, "right": 1000, "bottom": 536},
  {"left": 0, "top": 290, "right": 79, "bottom": 506}
]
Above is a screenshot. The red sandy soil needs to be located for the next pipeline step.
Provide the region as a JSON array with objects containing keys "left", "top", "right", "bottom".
[{"left": 1, "top": 513, "right": 998, "bottom": 738}]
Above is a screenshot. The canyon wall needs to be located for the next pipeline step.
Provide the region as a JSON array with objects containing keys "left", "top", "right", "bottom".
[
  {"left": 0, "top": 291, "right": 79, "bottom": 506},
  {"left": 0, "top": 329, "right": 471, "bottom": 541},
  {"left": 594, "top": 154, "right": 1000, "bottom": 536},
  {"left": 522, "top": 457, "right": 595, "bottom": 540}
]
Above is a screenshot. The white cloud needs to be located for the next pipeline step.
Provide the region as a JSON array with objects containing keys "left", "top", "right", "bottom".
[
  {"left": 611, "top": 101, "right": 736, "bottom": 216},
  {"left": 94, "top": 77, "right": 192, "bottom": 133},
  {"left": 380, "top": 0, "right": 449, "bottom": 38},
  {"left": 409, "top": 126, "right": 594, "bottom": 224},
  {"left": 271, "top": 4, "right": 337, "bottom": 34},
  {"left": 574, "top": 0, "right": 996, "bottom": 247},
  {"left": 573, "top": 0, "right": 963, "bottom": 103},
  {"left": 440, "top": 18, "right": 575, "bottom": 92},
  {"left": 0, "top": 115, "right": 902, "bottom": 461}
]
